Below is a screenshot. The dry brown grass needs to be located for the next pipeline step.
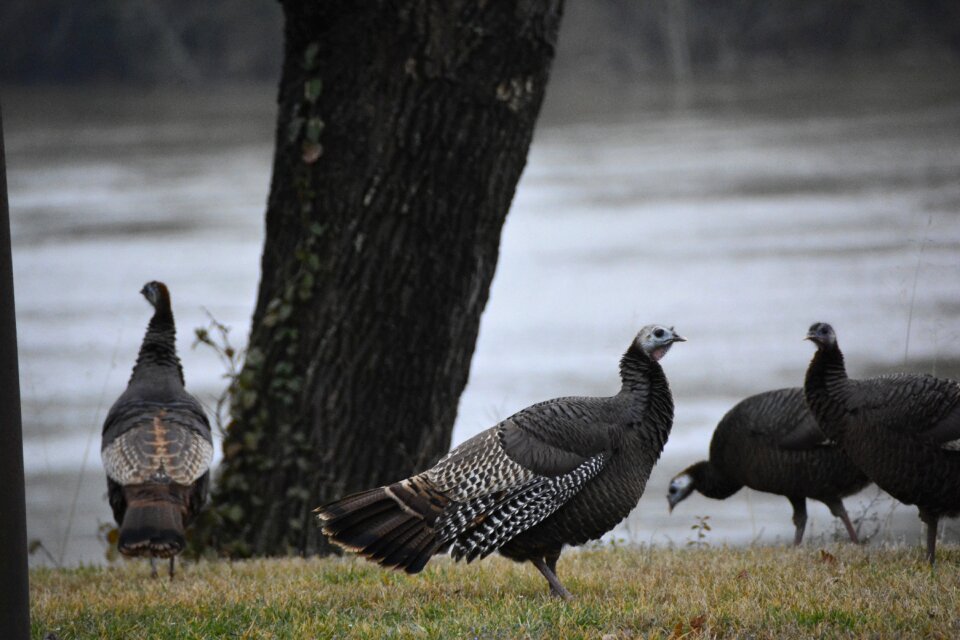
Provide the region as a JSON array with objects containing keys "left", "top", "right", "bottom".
[{"left": 31, "top": 544, "right": 960, "bottom": 639}]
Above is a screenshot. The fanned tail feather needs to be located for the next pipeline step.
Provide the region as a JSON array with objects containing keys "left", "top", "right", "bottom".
[
  {"left": 118, "top": 484, "right": 187, "bottom": 558},
  {"left": 315, "top": 477, "right": 447, "bottom": 574}
]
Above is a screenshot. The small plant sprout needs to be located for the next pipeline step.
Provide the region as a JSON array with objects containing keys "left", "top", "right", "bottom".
[{"left": 688, "top": 515, "right": 711, "bottom": 549}]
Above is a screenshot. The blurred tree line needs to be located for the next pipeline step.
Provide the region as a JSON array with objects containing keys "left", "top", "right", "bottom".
[
  {"left": 2, "top": 0, "right": 957, "bottom": 85},
  {"left": 0, "top": 0, "right": 283, "bottom": 83}
]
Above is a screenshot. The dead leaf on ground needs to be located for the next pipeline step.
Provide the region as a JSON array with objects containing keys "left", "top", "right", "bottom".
[
  {"left": 690, "top": 613, "right": 707, "bottom": 632},
  {"left": 819, "top": 549, "right": 838, "bottom": 565},
  {"left": 736, "top": 569, "right": 749, "bottom": 580},
  {"left": 668, "top": 621, "right": 685, "bottom": 639}
]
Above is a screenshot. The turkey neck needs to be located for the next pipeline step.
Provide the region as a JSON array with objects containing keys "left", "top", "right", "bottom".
[
  {"left": 619, "top": 342, "right": 662, "bottom": 393},
  {"left": 686, "top": 460, "right": 741, "bottom": 500},
  {"left": 130, "top": 300, "right": 185, "bottom": 385},
  {"left": 804, "top": 344, "right": 850, "bottom": 441},
  {"left": 619, "top": 342, "right": 673, "bottom": 430}
]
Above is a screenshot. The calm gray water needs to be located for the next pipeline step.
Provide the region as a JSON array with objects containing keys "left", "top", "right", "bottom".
[{"left": 8, "top": 67, "right": 960, "bottom": 567}]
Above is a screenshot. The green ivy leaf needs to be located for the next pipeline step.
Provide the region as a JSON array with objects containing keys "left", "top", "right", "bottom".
[
  {"left": 304, "top": 78, "right": 323, "bottom": 103},
  {"left": 303, "top": 42, "right": 320, "bottom": 70},
  {"left": 305, "top": 117, "right": 325, "bottom": 143},
  {"left": 225, "top": 505, "right": 245, "bottom": 523}
]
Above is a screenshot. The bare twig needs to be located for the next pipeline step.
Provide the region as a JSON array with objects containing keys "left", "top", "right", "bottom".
[{"left": 193, "top": 308, "right": 244, "bottom": 438}]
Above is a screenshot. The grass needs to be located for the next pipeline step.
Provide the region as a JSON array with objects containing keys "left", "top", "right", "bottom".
[{"left": 31, "top": 544, "right": 960, "bottom": 639}]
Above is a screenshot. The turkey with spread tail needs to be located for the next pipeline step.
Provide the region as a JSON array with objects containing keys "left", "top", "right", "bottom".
[
  {"left": 316, "top": 325, "right": 685, "bottom": 598},
  {"left": 667, "top": 388, "right": 870, "bottom": 545},
  {"left": 101, "top": 281, "right": 213, "bottom": 578},
  {"left": 802, "top": 322, "right": 960, "bottom": 564}
]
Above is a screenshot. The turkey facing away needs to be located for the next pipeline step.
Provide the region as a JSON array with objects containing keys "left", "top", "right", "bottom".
[
  {"left": 667, "top": 388, "right": 870, "bottom": 545},
  {"left": 803, "top": 322, "right": 960, "bottom": 564},
  {"left": 101, "top": 282, "right": 213, "bottom": 578},
  {"left": 316, "top": 325, "right": 685, "bottom": 599}
]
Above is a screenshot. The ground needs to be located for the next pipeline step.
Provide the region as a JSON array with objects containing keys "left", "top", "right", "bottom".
[{"left": 30, "top": 544, "right": 960, "bottom": 639}]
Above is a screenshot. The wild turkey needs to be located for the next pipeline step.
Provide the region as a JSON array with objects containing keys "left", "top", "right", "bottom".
[
  {"left": 100, "top": 281, "right": 213, "bottom": 578},
  {"left": 803, "top": 322, "right": 960, "bottom": 564},
  {"left": 316, "top": 325, "right": 685, "bottom": 598},
  {"left": 667, "top": 388, "right": 870, "bottom": 545}
]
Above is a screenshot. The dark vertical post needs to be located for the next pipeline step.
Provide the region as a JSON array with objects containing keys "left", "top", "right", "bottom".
[{"left": 0, "top": 105, "right": 30, "bottom": 638}]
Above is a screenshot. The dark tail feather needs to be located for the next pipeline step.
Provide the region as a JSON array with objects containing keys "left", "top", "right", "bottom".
[
  {"left": 364, "top": 516, "right": 423, "bottom": 561},
  {"left": 324, "top": 499, "right": 397, "bottom": 540},
  {"left": 316, "top": 479, "right": 446, "bottom": 574},
  {"left": 317, "top": 487, "right": 387, "bottom": 522},
  {"left": 118, "top": 485, "right": 186, "bottom": 558},
  {"left": 400, "top": 530, "right": 443, "bottom": 574}
]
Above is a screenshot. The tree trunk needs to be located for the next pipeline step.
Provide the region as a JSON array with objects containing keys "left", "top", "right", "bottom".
[{"left": 209, "top": 0, "right": 564, "bottom": 556}]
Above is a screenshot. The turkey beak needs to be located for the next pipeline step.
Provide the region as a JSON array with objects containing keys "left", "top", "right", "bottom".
[{"left": 671, "top": 334, "right": 687, "bottom": 343}]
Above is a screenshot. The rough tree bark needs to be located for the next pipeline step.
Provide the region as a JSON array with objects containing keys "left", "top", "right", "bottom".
[{"left": 209, "top": 0, "right": 565, "bottom": 556}]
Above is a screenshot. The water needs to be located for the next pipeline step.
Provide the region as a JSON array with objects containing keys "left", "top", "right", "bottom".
[{"left": 8, "top": 68, "right": 960, "bottom": 567}]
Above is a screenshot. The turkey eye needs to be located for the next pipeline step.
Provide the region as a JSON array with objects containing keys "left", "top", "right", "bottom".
[{"left": 654, "top": 329, "right": 665, "bottom": 338}]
